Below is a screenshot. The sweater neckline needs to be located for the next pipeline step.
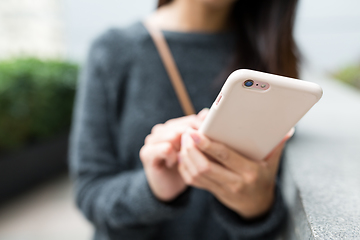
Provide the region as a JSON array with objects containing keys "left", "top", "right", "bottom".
[{"left": 138, "top": 21, "right": 236, "bottom": 43}]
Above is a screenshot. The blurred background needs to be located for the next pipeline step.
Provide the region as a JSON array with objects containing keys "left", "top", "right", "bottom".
[{"left": 0, "top": 0, "right": 359, "bottom": 239}]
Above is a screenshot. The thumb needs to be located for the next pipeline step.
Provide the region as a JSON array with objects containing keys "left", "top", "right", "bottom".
[{"left": 197, "top": 108, "right": 209, "bottom": 121}]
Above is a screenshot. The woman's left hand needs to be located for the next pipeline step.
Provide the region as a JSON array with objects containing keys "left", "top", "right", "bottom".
[{"left": 178, "top": 128, "right": 294, "bottom": 219}]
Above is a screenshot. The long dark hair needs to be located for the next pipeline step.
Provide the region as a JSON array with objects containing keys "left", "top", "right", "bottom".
[{"left": 157, "top": 0, "right": 299, "bottom": 79}]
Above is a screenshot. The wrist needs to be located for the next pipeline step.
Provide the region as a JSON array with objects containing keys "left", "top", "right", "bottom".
[
  {"left": 150, "top": 182, "right": 188, "bottom": 202},
  {"left": 211, "top": 184, "right": 287, "bottom": 238},
  {"left": 235, "top": 188, "right": 275, "bottom": 219},
  {"left": 145, "top": 167, "right": 187, "bottom": 202}
]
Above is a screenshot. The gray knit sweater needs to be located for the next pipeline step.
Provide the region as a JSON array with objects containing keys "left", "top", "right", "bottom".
[{"left": 69, "top": 21, "right": 286, "bottom": 240}]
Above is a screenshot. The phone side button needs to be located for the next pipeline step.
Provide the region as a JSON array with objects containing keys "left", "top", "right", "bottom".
[{"left": 215, "top": 92, "right": 223, "bottom": 105}]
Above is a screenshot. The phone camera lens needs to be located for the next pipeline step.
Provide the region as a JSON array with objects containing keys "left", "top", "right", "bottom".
[{"left": 244, "top": 80, "right": 254, "bottom": 87}]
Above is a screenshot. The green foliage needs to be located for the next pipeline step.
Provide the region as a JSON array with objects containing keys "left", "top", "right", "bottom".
[
  {"left": 0, "top": 58, "right": 78, "bottom": 152},
  {"left": 333, "top": 64, "right": 360, "bottom": 90}
]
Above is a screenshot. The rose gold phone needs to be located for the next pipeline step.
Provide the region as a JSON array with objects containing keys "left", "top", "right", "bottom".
[{"left": 199, "top": 69, "right": 323, "bottom": 161}]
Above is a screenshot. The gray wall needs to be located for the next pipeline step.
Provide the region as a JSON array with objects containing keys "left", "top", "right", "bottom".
[{"left": 62, "top": 0, "right": 157, "bottom": 62}]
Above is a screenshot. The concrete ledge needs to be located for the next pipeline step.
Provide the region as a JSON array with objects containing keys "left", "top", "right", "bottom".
[{"left": 282, "top": 74, "right": 360, "bottom": 239}]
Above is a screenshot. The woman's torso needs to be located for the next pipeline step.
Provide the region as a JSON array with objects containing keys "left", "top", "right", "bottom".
[{"left": 93, "top": 21, "right": 237, "bottom": 239}]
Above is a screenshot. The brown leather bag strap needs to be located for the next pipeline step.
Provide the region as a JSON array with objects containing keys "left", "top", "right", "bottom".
[{"left": 143, "top": 21, "right": 196, "bottom": 116}]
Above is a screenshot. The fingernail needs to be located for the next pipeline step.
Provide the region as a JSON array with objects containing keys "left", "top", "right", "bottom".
[
  {"left": 197, "top": 108, "right": 209, "bottom": 118},
  {"left": 288, "top": 127, "right": 295, "bottom": 138},
  {"left": 190, "top": 132, "right": 201, "bottom": 144}
]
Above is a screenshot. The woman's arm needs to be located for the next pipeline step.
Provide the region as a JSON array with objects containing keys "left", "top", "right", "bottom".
[
  {"left": 210, "top": 183, "right": 287, "bottom": 240},
  {"left": 69, "top": 30, "right": 193, "bottom": 231},
  {"left": 178, "top": 128, "right": 292, "bottom": 239}
]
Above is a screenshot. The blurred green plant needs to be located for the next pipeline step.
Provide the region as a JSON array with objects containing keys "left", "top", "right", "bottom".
[
  {"left": 333, "top": 64, "right": 360, "bottom": 90},
  {"left": 0, "top": 58, "right": 78, "bottom": 152}
]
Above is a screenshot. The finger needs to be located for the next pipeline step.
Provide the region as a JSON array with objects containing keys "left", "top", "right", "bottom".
[
  {"left": 146, "top": 117, "right": 204, "bottom": 147},
  {"left": 287, "top": 127, "right": 295, "bottom": 139},
  {"left": 165, "top": 115, "right": 203, "bottom": 130},
  {"left": 150, "top": 115, "right": 201, "bottom": 134},
  {"left": 150, "top": 123, "right": 164, "bottom": 134},
  {"left": 178, "top": 155, "right": 225, "bottom": 195},
  {"left": 265, "top": 139, "right": 286, "bottom": 160},
  {"left": 180, "top": 134, "right": 200, "bottom": 176},
  {"left": 279, "top": 127, "right": 295, "bottom": 145},
  {"left": 140, "top": 142, "right": 177, "bottom": 168},
  {"left": 181, "top": 133, "right": 243, "bottom": 193},
  {"left": 177, "top": 160, "right": 193, "bottom": 185},
  {"left": 150, "top": 120, "right": 198, "bottom": 136},
  {"left": 182, "top": 133, "right": 242, "bottom": 183},
  {"left": 191, "top": 171, "right": 225, "bottom": 195},
  {"left": 197, "top": 108, "right": 209, "bottom": 121},
  {"left": 264, "top": 141, "right": 285, "bottom": 174},
  {"left": 145, "top": 128, "right": 182, "bottom": 148},
  {"left": 187, "top": 129, "right": 257, "bottom": 174}
]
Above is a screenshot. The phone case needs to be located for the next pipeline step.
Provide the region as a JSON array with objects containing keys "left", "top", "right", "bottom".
[{"left": 199, "top": 69, "right": 323, "bottom": 161}]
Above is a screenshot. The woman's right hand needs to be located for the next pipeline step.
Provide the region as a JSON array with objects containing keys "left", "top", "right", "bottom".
[{"left": 140, "top": 109, "right": 208, "bottom": 202}]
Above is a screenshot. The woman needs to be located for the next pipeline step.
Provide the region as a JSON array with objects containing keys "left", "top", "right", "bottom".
[{"left": 69, "top": 0, "right": 299, "bottom": 239}]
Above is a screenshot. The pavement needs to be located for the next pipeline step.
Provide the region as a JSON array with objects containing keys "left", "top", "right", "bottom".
[{"left": 0, "top": 174, "right": 93, "bottom": 240}]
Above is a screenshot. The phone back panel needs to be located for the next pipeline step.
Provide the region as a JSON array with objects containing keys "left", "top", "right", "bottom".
[{"left": 199, "top": 69, "right": 323, "bottom": 161}]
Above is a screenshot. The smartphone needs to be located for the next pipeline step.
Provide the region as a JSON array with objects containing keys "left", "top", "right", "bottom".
[{"left": 199, "top": 69, "right": 323, "bottom": 161}]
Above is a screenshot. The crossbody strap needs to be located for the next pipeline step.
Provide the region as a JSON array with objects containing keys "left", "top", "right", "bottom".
[{"left": 143, "top": 21, "right": 196, "bottom": 116}]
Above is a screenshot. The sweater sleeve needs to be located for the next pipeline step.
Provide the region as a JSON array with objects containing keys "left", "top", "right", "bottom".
[
  {"left": 211, "top": 183, "right": 286, "bottom": 240},
  {"left": 68, "top": 29, "right": 190, "bottom": 232}
]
